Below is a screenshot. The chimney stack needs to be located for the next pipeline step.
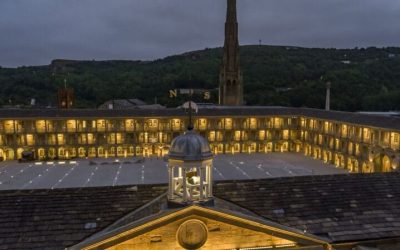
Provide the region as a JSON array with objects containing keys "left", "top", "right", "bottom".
[{"left": 325, "top": 81, "right": 331, "bottom": 111}]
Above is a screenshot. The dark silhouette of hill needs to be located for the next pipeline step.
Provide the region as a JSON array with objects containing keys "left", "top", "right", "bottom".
[{"left": 1, "top": 45, "right": 399, "bottom": 111}]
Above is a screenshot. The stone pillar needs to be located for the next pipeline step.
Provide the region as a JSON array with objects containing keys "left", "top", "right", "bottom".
[
  {"left": 182, "top": 168, "right": 187, "bottom": 202},
  {"left": 168, "top": 166, "right": 174, "bottom": 199},
  {"left": 209, "top": 165, "right": 213, "bottom": 197},
  {"left": 199, "top": 166, "right": 204, "bottom": 200}
]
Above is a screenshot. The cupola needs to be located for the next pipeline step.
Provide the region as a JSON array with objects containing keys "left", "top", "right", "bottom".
[{"left": 167, "top": 103, "right": 214, "bottom": 207}]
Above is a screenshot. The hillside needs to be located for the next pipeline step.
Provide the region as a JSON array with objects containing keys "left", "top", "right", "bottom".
[{"left": 1, "top": 45, "right": 400, "bottom": 111}]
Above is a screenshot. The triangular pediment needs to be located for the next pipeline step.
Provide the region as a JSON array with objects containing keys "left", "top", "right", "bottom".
[{"left": 71, "top": 201, "right": 328, "bottom": 250}]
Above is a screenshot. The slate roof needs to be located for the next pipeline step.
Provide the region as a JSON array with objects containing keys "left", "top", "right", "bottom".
[
  {"left": 214, "top": 173, "right": 400, "bottom": 242},
  {"left": 0, "top": 106, "right": 399, "bottom": 130},
  {"left": 0, "top": 185, "right": 167, "bottom": 250},
  {"left": 0, "top": 173, "right": 400, "bottom": 249}
]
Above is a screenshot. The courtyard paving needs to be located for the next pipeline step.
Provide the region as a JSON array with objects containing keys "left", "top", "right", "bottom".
[{"left": 0, "top": 153, "right": 348, "bottom": 190}]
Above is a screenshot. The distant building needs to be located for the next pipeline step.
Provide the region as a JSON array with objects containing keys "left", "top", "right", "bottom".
[
  {"left": 98, "top": 99, "right": 165, "bottom": 110},
  {"left": 357, "top": 111, "right": 400, "bottom": 117},
  {"left": 0, "top": 107, "right": 399, "bottom": 174},
  {"left": 58, "top": 80, "right": 74, "bottom": 109}
]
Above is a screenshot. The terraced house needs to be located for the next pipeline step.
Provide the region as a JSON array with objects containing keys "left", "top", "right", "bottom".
[{"left": 0, "top": 107, "right": 398, "bottom": 173}]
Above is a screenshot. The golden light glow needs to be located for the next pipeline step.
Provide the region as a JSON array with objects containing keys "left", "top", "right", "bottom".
[
  {"left": 57, "top": 134, "right": 65, "bottom": 145},
  {"left": 35, "top": 120, "right": 46, "bottom": 133},
  {"left": 67, "top": 120, "right": 76, "bottom": 133},
  {"left": 26, "top": 134, "right": 35, "bottom": 146},
  {"left": 4, "top": 120, "right": 15, "bottom": 134},
  {"left": 81, "top": 205, "right": 327, "bottom": 250}
]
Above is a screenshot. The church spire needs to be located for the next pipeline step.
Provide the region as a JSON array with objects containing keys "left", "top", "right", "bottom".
[
  {"left": 219, "top": 0, "right": 244, "bottom": 106},
  {"left": 226, "top": 0, "right": 237, "bottom": 25}
]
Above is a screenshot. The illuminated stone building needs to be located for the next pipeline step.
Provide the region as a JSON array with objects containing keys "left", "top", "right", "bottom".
[
  {"left": 0, "top": 128, "right": 400, "bottom": 249},
  {"left": 0, "top": 107, "right": 399, "bottom": 173}
]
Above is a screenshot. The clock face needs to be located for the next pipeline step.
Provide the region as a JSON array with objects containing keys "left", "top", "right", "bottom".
[{"left": 177, "top": 219, "right": 208, "bottom": 249}]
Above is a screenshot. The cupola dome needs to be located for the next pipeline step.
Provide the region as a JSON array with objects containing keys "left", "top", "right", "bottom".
[{"left": 169, "top": 130, "right": 212, "bottom": 161}]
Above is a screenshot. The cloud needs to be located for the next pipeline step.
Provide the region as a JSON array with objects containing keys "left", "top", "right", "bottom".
[{"left": 0, "top": 0, "right": 399, "bottom": 67}]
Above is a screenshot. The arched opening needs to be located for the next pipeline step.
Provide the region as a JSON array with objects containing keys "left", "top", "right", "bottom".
[
  {"left": 353, "top": 160, "right": 359, "bottom": 173},
  {"left": 295, "top": 143, "right": 301, "bottom": 153},
  {"left": 313, "top": 148, "right": 320, "bottom": 159},
  {"left": 109, "top": 147, "right": 115, "bottom": 158},
  {"left": 38, "top": 148, "right": 46, "bottom": 160},
  {"left": 17, "top": 148, "right": 24, "bottom": 160},
  {"left": 213, "top": 146, "right": 218, "bottom": 155},
  {"left": 98, "top": 147, "right": 105, "bottom": 157},
  {"left": 5, "top": 148, "right": 15, "bottom": 160},
  {"left": 136, "top": 146, "right": 142, "bottom": 156},
  {"left": 334, "top": 154, "right": 342, "bottom": 167},
  {"left": 280, "top": 142, "right": 286, "bottom": 152},
  {"left": 78, "top": 147, "right": 86, "bottom": 158},
  {"left": 58, "top": 147, "right": 65, "bottom": 159},
  {"left": 128, "top": 146, "right": 135, "bottom": 157},
  {"left": 234, "top": 143, "right": 240, "bottom": 153},
  {"left": 217, "top": 143, "right": 224, "bottom": 154},
  {"left": 323, "top": 151, "right": 330, "bottom": 163},
  {"left": 143, "top": 146, "right": 150, "bottom": 157},
  {"left": 362, "top": 162, "right": 372, "bottom": 173},
  {"left": 88, "top": 147, "right": 96, "bottom": 158},
  {"left": 48, "top": 148, "right": 56, "bottom": 159},
  {"left": 266, "top": 142, "right": 273, "bottom": 153},
  {"left": 382, "top": 155, "right": 391, "bottom": 172},
  {"left": 0, "top": 149, "right": 4, "bottom": 161},
  {"left": 116, "top": 146, "right": 124, "bottom": 157},
  {"left": 304, "top": 145, "right": 312, "bottom": 156},
  {"left": 68, "top": 148, "right": 77, "bottom": 158},
  {"left": 347, "top": 158, "right": 353, "bottom": 172}
]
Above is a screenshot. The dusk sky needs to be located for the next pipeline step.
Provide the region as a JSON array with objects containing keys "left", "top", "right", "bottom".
[{"left": 1, "top": 0, "right": 400, "bottom": 67}]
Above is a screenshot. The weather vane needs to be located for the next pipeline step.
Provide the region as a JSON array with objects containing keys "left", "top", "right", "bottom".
[{"left": 182, "top": 90, "right": 198, "bottom": 131}]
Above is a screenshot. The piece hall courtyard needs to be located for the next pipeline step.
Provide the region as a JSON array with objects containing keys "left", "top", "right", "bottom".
[{"left": 1, "top": 0, "right": 400, "bottom": 249}]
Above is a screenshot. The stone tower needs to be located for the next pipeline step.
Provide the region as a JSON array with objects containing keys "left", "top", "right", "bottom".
[{"left": 219, "top": 0, "right": 243, "bottom": 106}]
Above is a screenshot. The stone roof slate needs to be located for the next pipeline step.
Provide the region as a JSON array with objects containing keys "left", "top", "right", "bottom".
[
  {"left": 0, "top": 173, "right": 400, "bottom": 249},
  {"left": 214, "top": 173, "right": 400, "bottom": 242},
  {"left": 0, "top": 185, "right": 167, "bottom": 250}
]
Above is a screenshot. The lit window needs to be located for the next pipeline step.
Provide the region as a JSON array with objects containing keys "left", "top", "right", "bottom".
[
  {"left": 274, "top": 118, "right": 282, "bottom": 128},
  {"left": 224, "top": 118, "right": 233, "bottom": 129},
  {"left": 248, "top": 118, "right": 257, "bottom": 129},
  {"left": 67, "top": 120, "right": 76, "bottom": 132},
  {"left": 125, "top": 119, "right": 135, "bottom": 131},
  {"left": 363, "top": 128, "right": 371, "bottom": 141},
  {"left": 283, "top": 130, "right": 289, "bottom": 140},
  {"left": 198, "top": 119, "right": 207, "bottom": 130},
  {"left": 57, "top": 134, "right": 65, "bottom": 145},
  {"left": 4, "top": 120, "right": 15, "bottom": 133},
  {"left": 258, "top": 130, "right": 266, "bottom": 140},
  {"left": 234, "top": 131, "right": 241, "bottom": 141},
  {"left": 148, "top": 119, "right": 158, "bottom": 129},
  {"left": 26, "top": 134, "right": 35, "bottom": 146},
  {"left": 35, "top": 120, "right": 46, "bottom": 133},
  {"left": 208, "top": 131, "right": 216, "bottom": 142},
  {"left": 87, "top": 133, "right": 94, "bottom": 144},
  {"left": 172, "top": 119, "right": 181, "bottom": 130}
]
